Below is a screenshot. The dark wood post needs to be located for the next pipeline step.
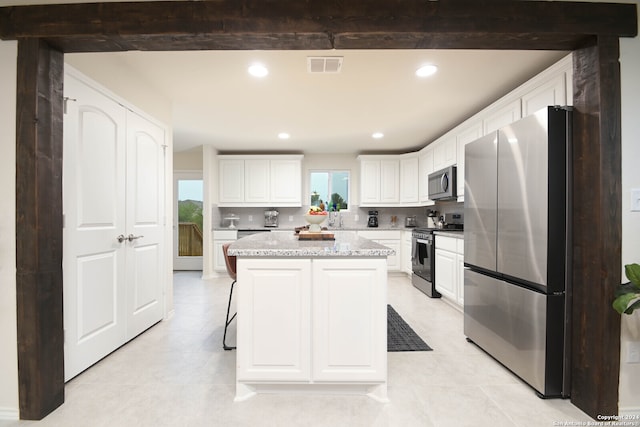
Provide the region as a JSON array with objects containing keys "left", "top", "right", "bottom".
[
  {"left": 570, "top": 36, "right": 622, "bottom": 418},
  {"left": 15, "top": 38, "right": 65, "bottom": 420}
]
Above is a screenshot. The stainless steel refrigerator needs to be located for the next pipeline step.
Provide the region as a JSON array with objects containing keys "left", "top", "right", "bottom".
[{"left": 463, "top": 106, "right": 571, "bottom": 398}]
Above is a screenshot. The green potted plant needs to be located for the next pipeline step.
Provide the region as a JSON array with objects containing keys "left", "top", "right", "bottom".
[{"left": 613, "top": 263, "right": 640, "bottom": 315}]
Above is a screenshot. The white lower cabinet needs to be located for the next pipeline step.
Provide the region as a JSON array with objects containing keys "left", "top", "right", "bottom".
[
  {"left": 236, "top": 259, "right": 312, "bottom": 381},
  {"left": 312, "top": 259, "right": 387, "bottom": 382},
  {"left": 236, "top": 258, "right": 387, "bottom": 384},
  {"left": 402, "top": 231, "right": 412, "bottom": 274},
  {"left": 212, "top": 230, "right": 238, "bottom": 273},
  {"left": 358, "top": 230, "right": 401, "bottom": 272},
  {"left": 434, "top": 234, "right": 464, "bottom": 308}
]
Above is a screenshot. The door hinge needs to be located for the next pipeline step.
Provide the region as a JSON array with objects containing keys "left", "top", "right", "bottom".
[{"left": 63, "top": 97, "right": 77, "bottom": 114}]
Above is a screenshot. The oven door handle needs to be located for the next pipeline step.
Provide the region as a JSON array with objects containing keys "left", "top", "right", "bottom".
[{"left": 416, "top": 239, "right": 431, "bottom": 245}]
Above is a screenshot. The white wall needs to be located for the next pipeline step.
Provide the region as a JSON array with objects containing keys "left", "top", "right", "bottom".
[
  {"left": 0, "top": 40, "right": 19, "bottom": 420},
  {"left": 65, "top": 53, "right": 172, "bottom": 126},
  {"left": 619, "top": 2, "right": 640, "bottom": 414},
  {"left": 174, "top": 146, "right": 204, "bottom": 171}
]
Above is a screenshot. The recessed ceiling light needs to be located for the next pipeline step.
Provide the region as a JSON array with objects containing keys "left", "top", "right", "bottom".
[
  {"left": 278, "top": 132, "right": 290, "bottom": 140},
  {"left": 248, "top": 63, "right": 268, "bottom": 77},
  {"left": 415, "top": 64, "right": 438, "bottom": 77},
  {"left": 372, "top": 132, "right": 384, "bottom": 139}
]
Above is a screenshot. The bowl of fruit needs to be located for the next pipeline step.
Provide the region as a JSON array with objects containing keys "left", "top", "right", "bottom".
[{"left": 304, "top": 206, "right": 328, "bottom": 232}]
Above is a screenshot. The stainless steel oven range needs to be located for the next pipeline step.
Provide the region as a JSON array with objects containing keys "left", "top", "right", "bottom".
[{"left": 411, "top": 228, "right": 441, "bottom": 298}]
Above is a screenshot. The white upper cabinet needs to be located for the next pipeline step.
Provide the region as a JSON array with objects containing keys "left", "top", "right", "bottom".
[
  {"left": 270, "top": 158, "right": 302, "bottom": 204},
  {"left": 399, "top": 154, "right": 419, "bottom": 204},
  {"left": 218, "top": 155, "right": 303, "bottom": 206},
  {"left": 455, "top": 122, "right": 484, "bottom": 201},
  {"left": 358, "top": 156, "right": 399, "bottom": 206},
  {"left": 418, "top": 146, "right": 434, "bottom": 204},
  {"left": 521, "top": 72, "right": 567, "bottom": 117},
  {"left": 244, "top": 159, "right": 270, "bottom": 203},
  {"left": 483, "top": 99, "right": 522, "bottom": 134},
  {"left": 432, "top": 135, "right": 457, "bottom": 171},
  {"left": 219, "top": 159, "right": 245, "bottom": 204}
]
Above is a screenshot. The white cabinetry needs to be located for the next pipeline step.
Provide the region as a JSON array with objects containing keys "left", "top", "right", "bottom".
[
  {"left": 312, "top": 259, "right": 387, "bottom": 381},
  {"left": 219, "top": 159, "right": 245, "bottom": 204},
  {"left": 521, "top": 72, "right": 568, "bottom": 116},
  {"left": 212, "top": 229, "right": 238, "bottom": 273},
  {"left": 455, "top": 122, "right": 484, "bottom": 201},
  {"left": 399, "top": 154, "right": 419, "bottom": 204},
  {"left": 434, "top": 234, "right": 464, "bottom": 309},
  {"left": 236, "top": 257, "right": 387, "bottom": 386},
  {"left": 219, "top": 155, "right": 303, "bottom": 207},
  {"left": 432, "top": 135, "right": 457, "bottom": 171},
  {"left": 483, "top": 99, "right": 522, "bottom": 134},
  {"left": 358, "top": 156, "right": 399, "bottom": 206},
  {"left": 244, "top": 159, "right": 270, "bottom": 203},
  {"left": 270, "top": 158, "right": 303, "bottom": 204},
  {"left": 358, "top": 230, "right": 401, "bottom": 272},
  {"left": 418, "top": 146, "right": 434, "bottom": 204},
  {"left": 402, "top": 230, "right": 412, "bottom": 274},
  {"left": 236, "top": 259, "right": 311, "bottom": 381}
]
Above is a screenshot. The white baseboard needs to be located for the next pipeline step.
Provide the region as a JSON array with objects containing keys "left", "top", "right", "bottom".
[
  {"left": 619, "top": 406, "right": 640, "bottom": 417},
  {"left": 0, "top": 407, "right": 19, "bottom": 421}
]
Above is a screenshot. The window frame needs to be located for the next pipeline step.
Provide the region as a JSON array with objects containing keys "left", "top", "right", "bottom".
[{"left": 309, "top": 169, "right": 351, "bottom": 212}]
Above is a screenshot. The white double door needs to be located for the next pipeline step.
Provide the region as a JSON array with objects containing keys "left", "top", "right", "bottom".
[{"left": 63, "top": 73, "right": 166, "bottom": 381}]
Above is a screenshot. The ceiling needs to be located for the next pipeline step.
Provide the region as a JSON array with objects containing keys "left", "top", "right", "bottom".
[
  {"left": 67, "top": 49, "right": 567, "bottom": 155},
  {"left": 0, "top": 2, "right": 569, "bottom": 155}
]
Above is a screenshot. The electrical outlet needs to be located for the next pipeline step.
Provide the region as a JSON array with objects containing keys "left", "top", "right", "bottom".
[
  {"left": 628, "top": 341, "right": 640, "bottom": 364},
  {"left": 354, "top": 214, "right": 359, "bottom": 222},
  {"left": 289, "top": 215, "right": 293, "bottom": 222},
  {"left": 248, "top": 215, "right": 253, "bottom": 222}
]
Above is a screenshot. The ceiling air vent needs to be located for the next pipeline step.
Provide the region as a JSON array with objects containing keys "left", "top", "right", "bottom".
[{"left": 307, "top": 56, "right": 344, "bottom": 73}]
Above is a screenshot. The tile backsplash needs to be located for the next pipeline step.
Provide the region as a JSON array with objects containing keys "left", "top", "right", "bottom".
[{"left": 214, "top": 200, "right": 463, "bottom": 230}]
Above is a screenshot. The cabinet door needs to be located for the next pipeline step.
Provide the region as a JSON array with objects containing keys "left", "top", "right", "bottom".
[
  {"left": 435, "top": 249, "right": 457, "bottom": 301},
  {"left": 402, "top": 232, "right": 412, "bottom": 274},
  {"left": 219, "top": 159, "right": 245, "bottom": 204},
  {"left": 244, "top": 159, "right": 270, "bottom": 203},
  {"left": 270, "top": 158, "right": 302, "bottom": 205},
  {"left": 484, "top": 99, "right": 522, "bottom": 134},
  {"left": 521, "top": 73, "right": 567, "bottom": 117},
  {"left": 213, "top": 239, "right": 236, "bottom": 272},
  {"left": 360, "top": 160, "right": 381, "bottom": 205},
  {"left": 419, "top": 148, "right": 434, "bottom": 203},
  {"left": 456, "top": 253, "right": 465, "bottom": 306},
  {"left": 236, "top": 259, "right": 311, "bottom": 381},
  {"left": 312, "top": 258, "right": 387, "bottom": 382},
  {"left": 379, "top": 159, "right": 400, "bottom": 203},
  {"left": 376, "top": 239, "right": 400, "bottom": 272},
  {"left": 456, "top": 122, "right": 483, "bottom": 200},
  {"left": 433, "top": 136, "right": 456, "bottom": 170},
  {"left": 400, "top": 156, "right": 419, "bottom": 204}
]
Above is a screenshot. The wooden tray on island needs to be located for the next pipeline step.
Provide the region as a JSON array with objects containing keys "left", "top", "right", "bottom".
[{"left": 297, "top": 230, "right": 335, "bottom": 240}]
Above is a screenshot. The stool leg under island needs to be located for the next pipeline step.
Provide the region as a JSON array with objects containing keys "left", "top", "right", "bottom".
[{"left": 227, "top": 231, "right": 394, "bottom": 402}]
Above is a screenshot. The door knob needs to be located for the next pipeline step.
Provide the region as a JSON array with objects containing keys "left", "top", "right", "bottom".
[
  {"left": 116, "top": 234, "right": 126, "bottom": 243},
  {"left": 127, "top": 234, "right": 144, "bottom": 242}
]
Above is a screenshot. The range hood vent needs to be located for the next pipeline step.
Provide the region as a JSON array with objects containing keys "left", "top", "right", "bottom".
[{"left": 307, "top": 56, "right": 343, "bottom": 73}]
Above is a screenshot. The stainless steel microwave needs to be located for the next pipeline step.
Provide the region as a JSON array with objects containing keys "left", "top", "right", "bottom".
[{"left": 428, "top": 166, "right": 457, "bottom": 201}]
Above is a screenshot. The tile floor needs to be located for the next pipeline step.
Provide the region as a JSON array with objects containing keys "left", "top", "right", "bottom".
[{"left": 1, "top": 271, "right": 593, "bottom": 427}]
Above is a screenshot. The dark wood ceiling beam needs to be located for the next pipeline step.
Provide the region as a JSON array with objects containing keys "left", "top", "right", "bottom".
[{"left": 1, "top": 1, "right": 636, "bottom": 52}]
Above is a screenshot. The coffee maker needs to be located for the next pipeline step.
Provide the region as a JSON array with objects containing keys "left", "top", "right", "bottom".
[
  {"left": 264, "top": 209, "right": 279, "bottom": 227},
  {"left": 367, "top": 210, "right": 378, "bottom": 228}
]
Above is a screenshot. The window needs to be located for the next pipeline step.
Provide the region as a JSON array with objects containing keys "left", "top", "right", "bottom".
[{"left": 310, "top": 171, "right": 349, "bottom": 210}]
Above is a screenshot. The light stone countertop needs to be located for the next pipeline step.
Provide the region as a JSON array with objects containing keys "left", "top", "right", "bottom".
[{"left": 227, "top": 230, "right": 396, "bottom": 257}]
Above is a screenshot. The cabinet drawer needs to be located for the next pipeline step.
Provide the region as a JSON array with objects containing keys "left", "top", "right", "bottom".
[
  {"left": 358, "top": 230, "right": 401, "bottom": 240},
  {"left": 435, "top": 235, "right": 457, "bottom": 252}
]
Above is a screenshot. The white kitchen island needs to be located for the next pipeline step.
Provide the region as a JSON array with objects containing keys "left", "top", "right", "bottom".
[{"left": 227, "top": 231, "right": 394, "bottom": 402}]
